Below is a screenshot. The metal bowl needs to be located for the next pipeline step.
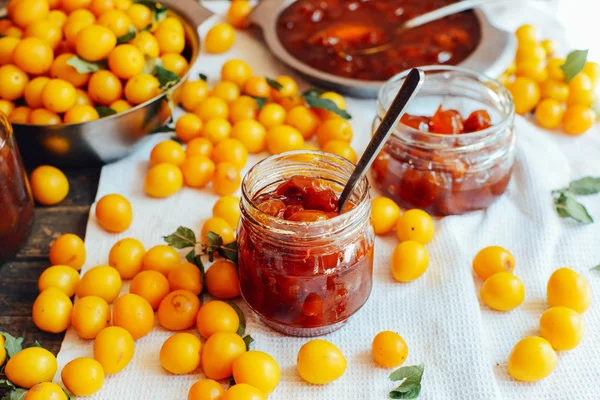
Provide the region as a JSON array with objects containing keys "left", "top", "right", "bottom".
[
  {"left": 251, "top": 0, "right": 516, "bottom": 99},
  {"left": 13, "top": 0, "right": 212, "bottom": 167}
]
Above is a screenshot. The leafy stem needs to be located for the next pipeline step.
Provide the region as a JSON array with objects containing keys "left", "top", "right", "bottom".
[
  {"left": 552, "top": 176, "right": 600, "bottom": 223},
  {"left": 388, "top": 364, "right": 425, "bottom": 399},
  {"left": 302, "top": 91, "right": 351, "bottom": 119},
  {"left": 561, "top": 49, "right": 588, "bottom": 82},
  {"left": 163, "top": 226, "right": 238, "bottom": 265}
]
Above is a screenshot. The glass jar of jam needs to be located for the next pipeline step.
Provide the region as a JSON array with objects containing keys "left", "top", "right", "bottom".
[
  {"left": 238, "top": 151, "right": 374, "bottom": 337},
  {"left": 372, "top": 66, "right": 515, "bottom": 216},
  {"left": 0, "top": 113, "right": 34, "bottom": 263}
]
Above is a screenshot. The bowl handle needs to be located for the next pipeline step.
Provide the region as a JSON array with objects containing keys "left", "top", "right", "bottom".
[
  {"left": 183, "top": 0, "right": 214, "bottom": 28},
  {"left": 249, "top": 0, "right": 286, "bottom": 29},
  {"left": 461, "top": 10, "right": 517, "bottom": 79}
]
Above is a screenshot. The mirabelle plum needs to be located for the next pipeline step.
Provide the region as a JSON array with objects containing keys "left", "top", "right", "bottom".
[
  {"left": 508, "top": 337, "right": 556, "bottom": 382},
  {"left": 391, "top": 241, "right": 429, "bottom": 282},
  {"left": 547, "top": 267, "right": 591, "bottom": 313},
  {"left": 371, "top": 331, "right": 408, "bottom": 368},
  {"left": 370, "top": 197, "right": 400, "bottom": 235},
  {"left": 509, "top": 77, "right": 540, "bottom": 115},
  {"left": 539, "top": 306, "right": 584, "bottom": 350},
  {"left": 472, "top": 246, "right": 515, "bottom": 280},
  {"left": 480, "top": 272, "right": 524, "bottom": 311},
  {"left": 297, "top": 340, "right": 346, "bottom": 384},
  {"left": 395, "top": 209, "right": 434, "bottom": 244}
]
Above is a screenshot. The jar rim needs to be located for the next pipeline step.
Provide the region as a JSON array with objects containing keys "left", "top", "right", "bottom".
[
  {"left": 241, "top": 150, "right": 370, "bottom": 234},
  {"left": 377, "top": 65, "right": 515, "bottom": 141}
]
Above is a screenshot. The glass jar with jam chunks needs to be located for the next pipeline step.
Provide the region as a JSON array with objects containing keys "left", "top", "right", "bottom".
[
  {"left": 371, "top": 66, "right": 515, "bottom": 216},
  {"left": 238, "top": 151, "right": 374, "bottom": 336},
  {"left": 0, "top": 113, "right": 34, "bottom": 263}
]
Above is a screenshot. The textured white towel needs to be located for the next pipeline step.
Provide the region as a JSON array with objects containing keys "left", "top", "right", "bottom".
[{"left": 55, "top": 2, "right": 600, "bottom": 399}]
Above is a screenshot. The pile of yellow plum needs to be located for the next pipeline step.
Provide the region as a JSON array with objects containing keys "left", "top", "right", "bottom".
[
  {"left": 142, "top": 60, "right": 357, "bottom": 200},
  {"left": 500, "top": 24, "right": 598, "bottom": 135},
  {"left": 370, "top": 196, "right": 435, "bottom": 283},
  {"left": 472, "top": 246, "right": 590, "bottom": 382}
]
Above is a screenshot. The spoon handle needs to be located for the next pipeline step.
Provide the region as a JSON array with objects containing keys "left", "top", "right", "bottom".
[
  {"left": 404, "top": 0, "right": 510, "bottom": 29},
  {"left": 338, "top": 68, "right": 424, "bottom": 212}
]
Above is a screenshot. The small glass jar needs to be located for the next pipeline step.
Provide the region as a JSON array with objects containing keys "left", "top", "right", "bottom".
[
  {"left": 238, "top": 151, "right": 374, "bottom": 337},
  {"left": 0, "top": 114, "right": 34, "bottom": 263},
  {"left": 371, "top": 66, "right": 515, "bottom": 216}
]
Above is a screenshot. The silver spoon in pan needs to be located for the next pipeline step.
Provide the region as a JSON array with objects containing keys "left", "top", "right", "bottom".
[{"left": 311, "top": 0, "right": 513, "bottom": 56}]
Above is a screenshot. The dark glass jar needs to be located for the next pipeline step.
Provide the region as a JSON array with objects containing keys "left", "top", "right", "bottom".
[
  {"left": 0, "top": 114, "right": 34, "bottom": 263},
  {"left": 238, "top": 151, "right": 374, "bottom": 336},
  {"left": 371, "top": 66, "right": 515, "bottom": 215}
]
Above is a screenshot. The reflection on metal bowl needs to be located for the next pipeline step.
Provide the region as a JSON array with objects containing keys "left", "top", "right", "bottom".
[{"left": 12, "top": 0, "right": 212, "bottom": 167}]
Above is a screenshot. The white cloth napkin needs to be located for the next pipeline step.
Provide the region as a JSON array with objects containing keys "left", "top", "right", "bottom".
[{"left": 55, "top": 2, "right": 600, "bottom": 399}]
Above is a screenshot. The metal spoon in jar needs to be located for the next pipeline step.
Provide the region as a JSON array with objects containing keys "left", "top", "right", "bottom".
[{"left": 337, "top": 68, "right": 424, "bottom": 212}]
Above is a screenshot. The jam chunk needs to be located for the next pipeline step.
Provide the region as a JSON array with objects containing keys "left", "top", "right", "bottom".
[
  {"left": 257, "top": 176, "right": 341, "bottom": 221},
  {"left": 401, "top": 107, "right": 492, "bottom": 134},
  {"left": 464, "top": 110, "right": 492, "bottom": 132},
  {"left": 400, "top": 114, "right": 432, "bottom": 132},
  {"left": 432, "top": 106, "right": 464, "bottom": 134}
]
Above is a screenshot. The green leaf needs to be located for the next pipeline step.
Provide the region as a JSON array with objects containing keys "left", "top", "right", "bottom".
[
  {"left": 163, "top": 226, "right": 197, "bottom": 249},
  {"left": 198, "top": 73, "right": 208, "bottom": 81},
  {"left": 554, "top": 191, "right": 594, "bottom": 223},
  {"left": 205, "top": 232, "right": 223, "bottom": 262},
  {"left": 254, "top": 97, "right": 267, "bottom": 110},
  {"left": 148, "top": 124, "right": 175, "bottom": 134},
  {"left": 561, "top": 49, "right": 588, "bottom": 82},
  {"left": 388, "top": 364, "right": 424, "bottom": 399},
  {"left": 303, "top": 94, "right": 351, "bottom": 119},
  {"left": 169, "top": 135, "right": 184, "bottom": 145},
  {"left": 591, "top": 264, "right": 600, "bottom": 272},
  {"left": 66, "top": 56, "right": 105, "bottom": 73},
  {"left": 155, "top": 65, "right": 180, "bottom": 90},
  {"left": 186, "top": 248, "right": 198, "bottom": 265},
  {"left": 0, "top": 380, "right": 15, "bottom": 390},
  {"left": 302, "top": 88, "right": 326, "bottom": 97},
  {"left": 568, "top": 176, "right": 600, "bottom": 195},
  {"left": 242, "top": 335, "right": 254, "bottom": 351},
  {"left": 389, "top": 364, "right": 424, "bottom": 384},
  {"left": 266, "top": 77, "right": 283, "bottom": 91},
  {"left": 96, "top": 106, "right": 117, "bottom": 118},
  {"left": 186, "top": 249, "right": 205, "bottom": 287},
  {"left": 1, "top": 388, "right": 28, "bottom": 400},
  {"left": 219, "top": 242, "right": 238, "bottom": 265},
  {"left": 227, "top": 301, "right": 246, "bottom": 336},
  {"left": 390, "top": 385, "right": 421, "bottom": 399},
  {"left": 30, "top": 341, "right": 41, "bottom": 348},
  {"left": 117, "top": 26, "right": 136, "bottom": 44},
  {"left": 0, "top": 332, "right": 23, "bottom": 358},
  {"left": 134, "top": 0, "right": 167, "bottom": 23}
]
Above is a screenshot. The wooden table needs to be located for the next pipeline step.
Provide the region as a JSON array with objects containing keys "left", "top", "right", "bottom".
[{"left": 0, "top": 168, "right": 101, "bottom": 362}]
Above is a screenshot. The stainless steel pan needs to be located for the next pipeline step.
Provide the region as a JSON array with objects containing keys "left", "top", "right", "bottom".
[
  {"left": 250, "top": 0, "right": 516, "bottom": 99},
  {"left": 11, "top": 0, "right": 212, "bottom": 167}
]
